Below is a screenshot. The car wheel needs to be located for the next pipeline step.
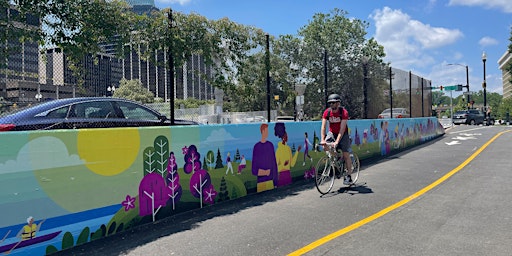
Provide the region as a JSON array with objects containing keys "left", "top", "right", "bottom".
[{"left": 470, "top": 119, "right": 476, "bottom": 125}]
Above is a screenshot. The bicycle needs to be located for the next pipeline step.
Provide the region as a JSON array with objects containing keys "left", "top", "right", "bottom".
[{"left": 314, "top": 143, "right": 360, "bottom": 195}]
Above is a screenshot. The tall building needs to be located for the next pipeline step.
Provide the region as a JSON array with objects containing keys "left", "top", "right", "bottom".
[
  {"left": 125, "top": 0, "right": 158, "bottom": 15},
  {"left": 40, "top": 49, "right": 124, "bottom": 99},
  {"left": 122, "top": 44, "right": 215, "bottom": 101},
  {"left": 498, "top": 50, "right": 511, "bottom": 100},
  {"left": 0, "top": 5, "right": 41, "bottom": 103}
]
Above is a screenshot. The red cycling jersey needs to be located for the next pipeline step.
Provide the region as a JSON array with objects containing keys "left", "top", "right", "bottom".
[{"left": 322, "top": 107, "right": 349, "bottom": 134}]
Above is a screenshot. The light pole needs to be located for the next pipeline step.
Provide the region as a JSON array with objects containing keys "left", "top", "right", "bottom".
[
  {"left": 482, "top": 51, "right": 487, "bottom": 125},
  {"left": 35, "top": 84, "right": 42, "bottom": 102},
  {"left": 106, "top": 85, "right": 115, "bottom": 97},
  {"left": 447, "top": 63, "right": 470, "bottom": 110}
]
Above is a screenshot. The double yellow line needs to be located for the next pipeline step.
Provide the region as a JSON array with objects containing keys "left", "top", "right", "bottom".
[{"left": 288, "top": 129, "right": 511, "bottom": 256}]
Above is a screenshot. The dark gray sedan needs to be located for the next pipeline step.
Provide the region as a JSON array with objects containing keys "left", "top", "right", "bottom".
[{"left": 0, "top": 97, "right": 197, "bottom": 131}]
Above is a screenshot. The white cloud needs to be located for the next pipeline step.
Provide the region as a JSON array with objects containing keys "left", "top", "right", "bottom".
[
  {"left": 0, "top": 136, "right": 84, "bottom": 174},
  {"left": 449, "top": 0, "right": 512, "bottom": 13},
  {"left": 371, "top": 7, "right": 463, "bottom": 70},
  {"left": 156, "top": 0, "right": 192, "bottom": 5},
  {"left": 479, "top": 36, "right": 499, "bottom": 47}
]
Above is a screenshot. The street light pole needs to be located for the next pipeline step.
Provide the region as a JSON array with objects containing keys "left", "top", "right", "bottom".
[{"left": 482, "top": 51, "right": 487, "bottom": 125}]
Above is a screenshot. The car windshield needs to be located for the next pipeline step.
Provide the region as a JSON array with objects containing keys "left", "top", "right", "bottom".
[{"left": 455, "top": 111, "right": 467, "bottom": 115}]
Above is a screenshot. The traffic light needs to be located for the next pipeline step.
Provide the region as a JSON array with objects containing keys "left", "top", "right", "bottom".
[
  {"left": 456, "top": 84, "right": 463, "bottom": 91},
  {"left": 439, "top": 86, "right": 443, "bottom": 91}
]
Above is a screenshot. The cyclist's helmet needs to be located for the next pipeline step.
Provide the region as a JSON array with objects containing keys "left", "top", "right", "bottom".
[{"left": 327, "top": 94, "right": 341, "bottom": 103}]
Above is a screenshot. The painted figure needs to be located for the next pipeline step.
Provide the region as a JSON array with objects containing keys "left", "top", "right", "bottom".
[
  {"left": 303, "top": 132, "right": 313, "bottom": 166},
  {"left": 238, "top": 155, "right": 246, "bottom": 174},
  {"left": 225, "top": 152, "right": 233, "bottom": 175},
  {"left": 252, "top": 124, "right": 278, "bottom": 192},
  {"left": 274, "top": 122, "right": 301, "bottom": 187}
]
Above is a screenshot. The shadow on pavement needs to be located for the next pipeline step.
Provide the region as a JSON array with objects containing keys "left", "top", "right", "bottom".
[{"left": 54, "top": 179, "right": 315, "bottom": 256}]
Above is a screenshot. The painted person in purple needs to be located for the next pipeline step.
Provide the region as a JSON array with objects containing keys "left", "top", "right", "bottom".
[{"left": 252, "top": 123, "right": 278, "bottom": 192}]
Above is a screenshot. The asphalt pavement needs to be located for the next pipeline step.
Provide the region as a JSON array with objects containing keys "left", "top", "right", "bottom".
[{"left": 57, "top": 125, "right": 512, "bottom": 256}]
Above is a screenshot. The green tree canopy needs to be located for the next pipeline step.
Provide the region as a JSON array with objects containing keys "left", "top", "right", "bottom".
[{"left": 114, "top": 79, "right": 155, "bottom": 103}]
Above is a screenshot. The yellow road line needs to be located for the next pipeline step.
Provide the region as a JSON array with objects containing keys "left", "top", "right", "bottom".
[{"left": 288, "top": 129, "right": 511, "bottom": 256}]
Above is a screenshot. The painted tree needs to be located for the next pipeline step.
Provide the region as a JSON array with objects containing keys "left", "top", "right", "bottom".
[
  {"left": 202, "top": 157, "right": 208, "bottom": 170},
  {"left": 166, "top": 152, "right": 182, "bottom": 210},
  {"left": 206, "top": 150, "right": 215, "bottom": 170},
  {"left": 217, "top": 176, "right": 230, "bottom": 202},
  {"left": 183, "top": 145, "right": 217, "bottom": 207},
  {"left": 143, "top": 147, "right": 157, "bottom": 175},
  {"left": 154, "top": 136, "right": 169, "bottom": 177},
  {"left": 234, "top": 149, "right": 241, "bottom": 162},
  {"left": 139, "top": 173, "right": 170, "bottom": 221},
  {"left": 215, "top": 148, "right": 224, "bottom": 169}
]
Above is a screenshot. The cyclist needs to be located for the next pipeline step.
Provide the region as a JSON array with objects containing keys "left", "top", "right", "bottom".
[{"left": 320, "top": 93, "right": 353, "bottom": 185}]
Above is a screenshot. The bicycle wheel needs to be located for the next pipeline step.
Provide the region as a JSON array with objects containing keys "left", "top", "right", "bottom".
[
  {"left": 315, "top": 156, "right": 335, "bottom": 194},
  {"left": 350, "top": 153, "right": 360, "bottom": 184}
]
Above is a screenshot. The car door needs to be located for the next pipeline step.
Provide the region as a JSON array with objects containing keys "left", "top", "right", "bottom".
[
  {"left": 115, "top": 101, "right": 167, "bottom": 127},
  {"left": 68, "top": 101, "right": 119, "bottom": 128}
]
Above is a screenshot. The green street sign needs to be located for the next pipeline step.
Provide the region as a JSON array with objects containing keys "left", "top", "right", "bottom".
[{"left": 438, "top": 84, "right": 463, "bottom": 91}]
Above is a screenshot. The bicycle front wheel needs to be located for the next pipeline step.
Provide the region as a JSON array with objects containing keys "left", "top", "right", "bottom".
[
  {"left": 315, "top": 156, "right": 335, "bottom": 194},
  {"left": 350, "top": 153, "right": 360, "bottom": 184}
]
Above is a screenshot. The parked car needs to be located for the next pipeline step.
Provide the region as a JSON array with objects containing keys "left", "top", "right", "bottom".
[
  {"left": 452, "top": 109, "right": 485, "bottom": 125},
  {"left": 0, "top": 97, "right": 198, "bottom": 131},
  {"left": 377, "top": 108, "right": 410, "bottom": 119}
]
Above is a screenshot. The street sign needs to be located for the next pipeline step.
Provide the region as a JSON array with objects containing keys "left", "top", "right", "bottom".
[
  {"left": 436, "top": 84, "right": 463, "bottom": 91},
  {"left": 463, "top": 91, "right": 473, "bottom": 96}
]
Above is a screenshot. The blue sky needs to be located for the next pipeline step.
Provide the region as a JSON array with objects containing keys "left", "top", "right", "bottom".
[{"left": 154, "top": 0, "right": 511, "bottom": 97}]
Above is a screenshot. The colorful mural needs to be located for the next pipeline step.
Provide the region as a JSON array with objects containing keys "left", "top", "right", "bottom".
[{"left": 0, "top": 118, "right": 444, "bottom": 255}]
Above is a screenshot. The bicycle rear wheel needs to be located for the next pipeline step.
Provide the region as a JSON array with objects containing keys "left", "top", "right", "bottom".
[
  {"left": 350, "top": 153, "right": 360, "bottom": 184},
  {"left": 315, "top": 156, "right": 335, "bottom": 194}
]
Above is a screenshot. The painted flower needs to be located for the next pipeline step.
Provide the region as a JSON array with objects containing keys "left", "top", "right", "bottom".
[{"left": 121, "top": 195, "right": 136, "bottom": 211}]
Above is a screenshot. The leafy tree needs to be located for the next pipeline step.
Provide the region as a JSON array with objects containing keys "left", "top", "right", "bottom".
[
  {"left": 276, "top": 9, "right": 386, "bottom": 118},
  {"left": 10, "top": 0, "right": 139, "bottom": 86},
  {"left": 498, "top": 98, "right": 512, "bottom": 120},
  {"left": 137, "top": 8, "right": 266, "bottom": 96},
  {"left": 114, "top": 79, "right": 155, "bottom": 103}
]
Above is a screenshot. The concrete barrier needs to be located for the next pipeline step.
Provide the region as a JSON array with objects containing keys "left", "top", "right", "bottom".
[{"left": 0, "top": 117, "right": 444, "bottom": 255}]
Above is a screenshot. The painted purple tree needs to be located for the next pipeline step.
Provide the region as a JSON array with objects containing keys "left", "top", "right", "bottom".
[
  {"left": 139, "top": 173, "right": 171, "bottom": 221},
  {"left": 183, "top": 145, "right": 217, "bottom": 208},
  {"left": 166, "top": 152, "right": 182, "bottom": 210}
]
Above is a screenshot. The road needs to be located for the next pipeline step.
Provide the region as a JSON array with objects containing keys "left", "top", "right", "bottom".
[{"left": 58, "top": 125, "right": 512, "bottom": 256}]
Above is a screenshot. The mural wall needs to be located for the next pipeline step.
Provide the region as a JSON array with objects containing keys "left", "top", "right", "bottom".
[{"left": 0, "top": 118, "right": 444, "bottom": 255}]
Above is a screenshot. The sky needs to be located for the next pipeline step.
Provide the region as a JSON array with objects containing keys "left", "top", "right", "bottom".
[{"left": 153, "top": 0, "right": 511, "bottom": 97}]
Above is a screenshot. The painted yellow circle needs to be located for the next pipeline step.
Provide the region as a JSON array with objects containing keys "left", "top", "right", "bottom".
[{"left": 77, "top": 129, "right": 140, "bottom": 176}]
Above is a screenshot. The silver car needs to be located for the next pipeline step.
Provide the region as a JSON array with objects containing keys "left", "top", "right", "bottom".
[{"left": 378, "top": 108, "right": 410, "bottom": 119}]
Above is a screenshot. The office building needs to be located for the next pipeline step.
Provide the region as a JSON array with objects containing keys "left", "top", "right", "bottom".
[{"left": 498, "top": 50, "right": 511, "bottom": 100}]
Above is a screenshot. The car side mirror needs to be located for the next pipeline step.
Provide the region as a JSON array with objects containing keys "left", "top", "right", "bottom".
[{"left": 159, "top": 115, "right": 168, "bottom": 122}]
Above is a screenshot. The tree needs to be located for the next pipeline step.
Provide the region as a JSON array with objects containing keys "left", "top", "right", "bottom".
[
  {"left": 275, "top": 8, "right": 386, "bottom": 118},
  {"left": 137, "top": 9, "right": 266, "bottom": 96},
  {"left": 10, "top": 0, "right": 139, "bottom": 86},
  {"left": 114, "top": 79, "right": 155, "bottom": 103}
]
